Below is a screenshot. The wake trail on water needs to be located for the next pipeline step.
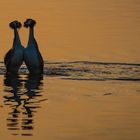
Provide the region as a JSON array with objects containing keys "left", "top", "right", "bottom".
[{"left": 0, "top": 61, "right": 140, "bottom": 81}]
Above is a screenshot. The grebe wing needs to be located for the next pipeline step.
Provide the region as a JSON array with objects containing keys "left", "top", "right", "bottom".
[{"left": 4, "top": 49, "right": 14, "bottom": 66}]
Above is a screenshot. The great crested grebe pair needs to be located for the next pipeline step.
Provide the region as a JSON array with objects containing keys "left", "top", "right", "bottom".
[{"left": 4, "top": 19, "right": 44, "bottom": 75}]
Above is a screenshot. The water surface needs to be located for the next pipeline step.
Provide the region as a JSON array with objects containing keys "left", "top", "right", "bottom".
[
  {"left": 0, "top": 0, "right": 140, "bottom": 140},
  {"left": 0, "top": 0, "right": 140, "bottom": 63},
  {"left": 0, "top": 61, "right": 140, "bottom": 140}
]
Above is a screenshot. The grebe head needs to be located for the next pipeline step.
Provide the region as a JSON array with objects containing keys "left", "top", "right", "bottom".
[
  {"left": 24, "top": 18, "right": 36, "bottom": 28},
  {"left": 9, "top": 20, "right": 22, "bottom": 29}
]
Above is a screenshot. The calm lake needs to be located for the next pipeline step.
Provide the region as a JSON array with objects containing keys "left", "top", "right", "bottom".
[{"left": 0, "top": 0, "right": 140, "bottom": 140}]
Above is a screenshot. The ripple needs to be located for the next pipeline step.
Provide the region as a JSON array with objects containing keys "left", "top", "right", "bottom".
[
  {"left": 0, "top": 61, "right": 140, "bottom": 81},
  {"left": 4, "top": 74, "right": 46, "bottom": 136}
]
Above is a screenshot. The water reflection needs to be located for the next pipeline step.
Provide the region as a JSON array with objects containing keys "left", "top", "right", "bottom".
[{"left": 3, "top": 74, "right": 46, "bottom": 136}]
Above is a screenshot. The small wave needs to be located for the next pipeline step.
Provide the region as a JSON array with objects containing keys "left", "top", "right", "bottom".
[{"left": 0, "top": 61, "right": 140, "bottom": 81}]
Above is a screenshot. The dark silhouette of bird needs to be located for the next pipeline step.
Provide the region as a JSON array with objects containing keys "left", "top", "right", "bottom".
[
  {"left": 24, "top": 19, "right": 44, "bottom": 75},
  {"left": 4, "top": 20, "right": 24, "bottom": 74}
]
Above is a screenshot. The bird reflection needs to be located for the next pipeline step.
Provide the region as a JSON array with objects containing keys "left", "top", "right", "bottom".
[{"left": 3, "top": 74, "right": 46, "bottom": 136}]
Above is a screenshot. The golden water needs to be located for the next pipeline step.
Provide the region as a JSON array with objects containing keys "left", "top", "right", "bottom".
[
  {"left": 0, "top": 0, "right": 140, "bottom": 62},
  {"left": 0, "top": 74, "right": 140, "bottom": 140},
  {"left": 0, "top": 0, "right": 140, "bottom": 140}
]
